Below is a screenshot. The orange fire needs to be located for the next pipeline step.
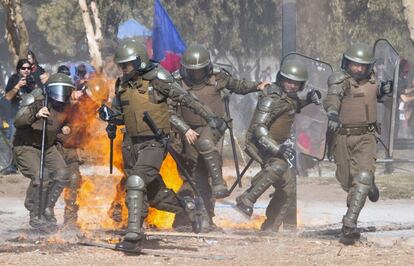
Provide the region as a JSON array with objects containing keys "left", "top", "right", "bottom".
[
  {"left": 63, "top": 73, "right": 184, "bottom": 232},
  {"left": 215, "top": 215, "right": 266, "bottom": 230},
  {"left": 145, "top": 154, "right": 183, "bottom": 229},
  {"left": 63, "top": 73, "right": 270, "bottom": 233}
]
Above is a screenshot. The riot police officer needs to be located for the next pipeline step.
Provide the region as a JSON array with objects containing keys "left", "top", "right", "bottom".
[
  {"left": 170, "top": 44, "right": 269, "bottom": 230},
  {"left": 235, "top": 59, "right": 320, "bottom": 231},
  {"left": 13, "top": 73, "right": 74, "bottom": 229},
  {"left": 103, "top": 40, "right": 226, "bottom": 252},
  {"left": 323, "top": 43, "right": 392, "bottom": 244}
]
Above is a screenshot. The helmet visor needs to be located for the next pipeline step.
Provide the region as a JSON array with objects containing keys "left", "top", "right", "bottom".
[
  {"left": 180, "top": 66, "right": 211, "bottom": 85},
  {"left": 47, "top": 85, "right": 73, "bottom": 103}
]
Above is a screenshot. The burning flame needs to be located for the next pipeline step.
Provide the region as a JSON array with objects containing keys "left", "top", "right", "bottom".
[
  {"left": 62, "top": 73, "right": 185, "bottom": 232},
  {"left": 215, "top": 215, "right": 266, "bottom": 230},
  {"left": 63, "top": 73, "right": 272, "bottom": 233},
  {"left": 146, "top": 154, "right": 183, "bottom": 229}
]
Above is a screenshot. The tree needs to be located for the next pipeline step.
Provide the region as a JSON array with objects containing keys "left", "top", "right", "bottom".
[
  {"left": 0, "top": 0, "right": 29, "bottom": 66},
  {"left": 36, "top": 1, "right": 86, "bottom": 58},
  {"left": 147, "top": 0, "right": 281, "bottom": 79},
  {"left": 297, "top": 0, "right": 414, "bottom": 67},
  {"left": 402, "top": 0, "right": 414, "bottom": 46},
  {"left": 78, "top": 0, "right": 103, "bottom": 70},
  {"left": 36, "top": 0, "right": 146, "bottom": 59}
]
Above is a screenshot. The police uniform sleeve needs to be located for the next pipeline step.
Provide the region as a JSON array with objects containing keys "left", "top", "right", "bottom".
[
  {"left": 323, "top": 72, "right": 346, "bottom": 113},
  {"left": 253, "top": 93, "right": 290, "bottom": 156},
  {"left": 154, "top": 71, "right": 219, "bottom": 124},
  {"left": 167, "top": 97, "right": 190, "bottom": 134},
  {"left": 14, "top": 98, "right": 42, "bottom": 128},
  {"left": 216, "top": 68, "right": 260, "bottom": 95}
]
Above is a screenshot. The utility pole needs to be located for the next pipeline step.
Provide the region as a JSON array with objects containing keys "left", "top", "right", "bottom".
[{"left": 282, "top": 0, "right": 297, "bottom": 229}]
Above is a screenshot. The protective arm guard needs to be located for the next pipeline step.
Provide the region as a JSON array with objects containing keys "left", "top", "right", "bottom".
[
  {"left": 170, "top": 115, "right": 190, "bottom": 134},
  {"left": 254, "top": 126, "right": 281, "bottom": 157},
  {"left": 250, "top": 95, "right": 287, "bottom": 157},
  {"left": 154, "top": 69, "right": 225, "bottom": 132},
  {"left": 215, "top": 67, "right": 260, "bottom": 95},
  {"left": 167, "top": 98, "right": 190, "bottom": 134},
  {"left": 323, "top": 72, "right": 347, "bottom": 113}
]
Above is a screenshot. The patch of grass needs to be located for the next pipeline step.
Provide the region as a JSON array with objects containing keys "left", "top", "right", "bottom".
[{"left": 376, "top": 173, "right": 414, "bottom": 199}]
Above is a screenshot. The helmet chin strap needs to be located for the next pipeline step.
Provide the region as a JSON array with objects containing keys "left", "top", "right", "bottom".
[{"left": 121, "top": 70, "right": 137, "bottom": 83}]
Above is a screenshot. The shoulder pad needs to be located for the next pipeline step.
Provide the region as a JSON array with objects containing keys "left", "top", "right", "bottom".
[
  {"left": 141, "top": 65, "right": 159, "bottom": 81},
  {"left": 212, "top": 64, "right": 222, "bottom": 75},
  {"left": 31, "top": 88, "right": 44, "bottom": 99},
  {"left": 257, "top": 96, "right": 277, "bottom": 112},
  {"left": 20, "top": 94, "right": 36, "bottom": 107},
  {"left": 156, "top": 67, "right": 173, "bottom": 82},
  {"left": 172, "top": 70, "right": 182, "bottom": 80},
  {"left": 264, "top": 84, "right": 282, "bottom": 96},
  {"left": 328, "top": 71, "right": 348, "bottom": 86}
]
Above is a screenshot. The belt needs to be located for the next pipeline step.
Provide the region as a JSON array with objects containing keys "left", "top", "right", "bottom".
[
  {"left": 338, "top": 124, "right": 376, "bottom": 136},
  {"left": 130, "top": 135, "right": 157, "bottom": 144}
]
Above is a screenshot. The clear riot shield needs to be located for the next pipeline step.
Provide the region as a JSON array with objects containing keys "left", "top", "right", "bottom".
[
  {"left": 281, "top": 53, "right": 333, "bottom": 160},
  {"left": 374, "top": 39, "right": 400, "bottom": 158},
  {"left": 0, "top": 131, "right": 13, "bottom": 172}
]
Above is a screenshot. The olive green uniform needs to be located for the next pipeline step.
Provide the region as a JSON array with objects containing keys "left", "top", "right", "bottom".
[
  {"left": 323, "top": 70, "right": 378, "bottom": 229},
  {"left": 236, "top": 84, "right": 298, "bottom": 231},
  {"left": 13, "top": 94, "right": 70, "bottom": 228},
  {"left": 171, "top": 65, "right": 260, "bottom": 224},
  {"left": 112, "top": 64, "right": 221, "bottom": 243},
  {"left": 55, "top": 142, "right": 82, "bottom": 225}
]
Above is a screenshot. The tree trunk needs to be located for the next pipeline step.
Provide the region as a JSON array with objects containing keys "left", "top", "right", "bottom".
[
  {"left": 14, "top": 0, "right": 29, "bottom": 58},
  {"left": 402, "top": 0, "right": 414, "bottom": 45},
  {"left": 78, "top": 0, "right": 103, "bottom": 71},
  {"left": 1, "top": 0, "right": 30, "bottom": 66}
]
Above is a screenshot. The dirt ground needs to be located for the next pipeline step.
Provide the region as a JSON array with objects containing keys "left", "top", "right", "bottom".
[{"left": 0, "top": 166, "right": 414, "bottom": 265}]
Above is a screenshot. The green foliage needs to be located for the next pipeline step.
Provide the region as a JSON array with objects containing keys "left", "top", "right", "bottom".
[
  {"left": 32, "top": 0, "right": 414, "bottom": 72},
  {"left": 153, "top": 0, "right": 281, "bottom": 77},
  {"left": 36, "top": 1, "right": 84, "bottom": 57},
  {"left": 298, "top": 0, "right": 414, "bottom": 68}
]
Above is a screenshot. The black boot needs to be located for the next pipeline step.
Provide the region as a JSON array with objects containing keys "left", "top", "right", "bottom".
[
  {"left": 235, "top": 195, "right": 254, "bottom": 217},
  {"left": 235, "top": 170, "right": 276, "bottom": 218},
  {"left": 116, "top": 232, "right": 143, "bottom": 252},
  {"left": 339, "top": 225, "right": 361, "bottom": 245}
]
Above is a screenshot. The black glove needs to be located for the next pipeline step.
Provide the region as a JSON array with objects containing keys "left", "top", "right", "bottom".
[
  {"left": 306, "top": 89, "right": 322, "bottom": 105},
  {"left": 379, "top": 80, "right": 393, "bottom": 97},
  {"left": 99, "top": 104, "right": 123, "bottom": 124},
  {"left": 106, "top": 123, "right": 117, "bottom": 139},
  {"left": 98, "top": 104, "right": 113, "bottom": 122},
  {"left": 278, "top": 144, "right": 295, "bottom": 161},
  {"left": 208, "top": 117, "right": 228, "bottom": 134},
  {"left": 327, "top": 111, "right": 341, "bottom": 133}
]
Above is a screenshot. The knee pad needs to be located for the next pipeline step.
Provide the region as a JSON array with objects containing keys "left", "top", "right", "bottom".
[
  {"left": 355, "top": 171, "right": 373, "bottom": 186},
  {"left": 126, "top": 175, "right": 145, "bottom": 191},
  {"left": 266, "top": 161, "right": 287, "bottom": 182},
  {"left": 55, "top": 168, "right": 71, "bottom": 185},
  {"left": 196, "top": 138, "right": 215, "bottom": 153}
]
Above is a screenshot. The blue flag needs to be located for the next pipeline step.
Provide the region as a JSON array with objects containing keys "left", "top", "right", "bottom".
[{"left": 152, "top": 0, "right": 186, "bottom": 72}]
